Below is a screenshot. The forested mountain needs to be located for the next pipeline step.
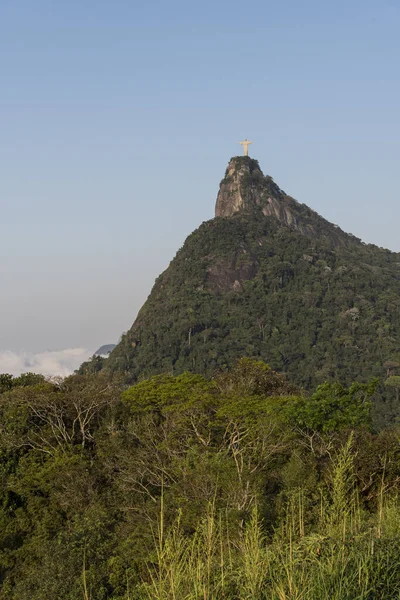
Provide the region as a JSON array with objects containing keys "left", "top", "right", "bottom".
[
  {"left": 98, "top": 156, "right": 400, "bottom": 398},
  {"left": 3, "top": 159, "right": 400, "bottom": 597}
]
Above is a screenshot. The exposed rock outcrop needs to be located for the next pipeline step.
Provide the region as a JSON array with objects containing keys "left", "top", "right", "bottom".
[
  {"left": 215, "top": 156, "right": 351, "bottom": 246},
  {"left": 215, "top": 156, "right": 283, "bottom": 217}
]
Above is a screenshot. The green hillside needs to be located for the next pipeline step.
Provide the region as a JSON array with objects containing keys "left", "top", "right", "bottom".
[{"left": 100, "top": 157, "right": 400, "bottom": 398}]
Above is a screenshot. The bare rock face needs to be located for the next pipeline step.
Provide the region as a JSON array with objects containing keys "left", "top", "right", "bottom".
[
  {"left": 215, "top": 156, "right": 349, "bottom": 245},
  {"left": 215, "top": 156, "right": 279, "bottom": 217}
]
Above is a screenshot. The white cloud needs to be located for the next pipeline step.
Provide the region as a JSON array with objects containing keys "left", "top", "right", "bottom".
[{"left": 0, "top": 348, "right": 94, "bottom": 377}]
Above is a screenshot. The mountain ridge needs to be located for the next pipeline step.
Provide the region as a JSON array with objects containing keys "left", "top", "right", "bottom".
[
  {"left": 215, "top": 156, "right": 359, "bottom": 247},
  {"left": 81, "top": 157, "right": 400, "bottom": 407}
]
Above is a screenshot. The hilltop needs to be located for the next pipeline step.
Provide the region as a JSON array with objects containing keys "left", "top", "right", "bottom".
[{"left": 81, "top": 157, "right": 400, "bottom": 409}]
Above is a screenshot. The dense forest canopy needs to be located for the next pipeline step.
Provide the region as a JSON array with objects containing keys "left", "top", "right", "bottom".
[{"left": 0, "top": 359, "right": 400, "bottom": 598}]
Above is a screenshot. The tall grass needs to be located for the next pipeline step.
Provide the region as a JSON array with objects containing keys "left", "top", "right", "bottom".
[{"left": 139, "top": 437, "right": 400, "bottom": 599}]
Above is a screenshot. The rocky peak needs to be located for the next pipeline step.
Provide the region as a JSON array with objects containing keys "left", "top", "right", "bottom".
[
  {"left": 215, "top": 156, "right": 283, "bottom": 218},
  {"left": 215, "top": 156, "right": 350, "bottom": 246}
]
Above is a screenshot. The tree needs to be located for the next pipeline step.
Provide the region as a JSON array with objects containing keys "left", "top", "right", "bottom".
[
  {"left": 286, "top": 380, "right": 377, "bottom": 433},
  {"left": 0, "top": 374, "right": 120, "bottom": 455},
  {"left": 384, "top": 375, "right": 400, "bottom": 403},
  {"left": 383, "top": 360, "right": 400, "bottom": 377}
]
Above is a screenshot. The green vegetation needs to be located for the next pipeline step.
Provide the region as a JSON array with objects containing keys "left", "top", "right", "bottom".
[
  {"left": 0, "top": 359, "right": 400, "bottom": 598},
  {"left": 75, "top": 158, "right": 400, "bottom": 429},
  {"left": 90, "top": 191, "right": 400, "bottom": 425},
  {"left": 8, "top": 158, "right": 400, "bottom": 596}
]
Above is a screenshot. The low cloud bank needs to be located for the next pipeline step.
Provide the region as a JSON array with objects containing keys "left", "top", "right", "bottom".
[{"left": 0, "top": 348, "right": 93, "bottom": 377}]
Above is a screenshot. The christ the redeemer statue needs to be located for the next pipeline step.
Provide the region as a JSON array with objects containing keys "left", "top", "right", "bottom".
[{"left": 239, "top": 139, "right": 252, "bottom": 156}]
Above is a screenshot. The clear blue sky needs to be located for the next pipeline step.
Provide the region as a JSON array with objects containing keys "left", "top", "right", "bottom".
[{"left": 1, "top": 0, "right": 400, "bottom": 356}]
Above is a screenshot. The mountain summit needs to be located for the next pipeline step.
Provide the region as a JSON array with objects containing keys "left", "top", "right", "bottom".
[
  {"left": 215, "top": 156, "right": 284, "bottom": 217},
  {"left": 215, "top": 157, "right": 350, "bottom": 246},
  {"left": 96, "top": 156, "right": 400, "bottom": 396}
]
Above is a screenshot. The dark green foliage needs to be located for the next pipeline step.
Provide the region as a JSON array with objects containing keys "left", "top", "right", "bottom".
[
  {"left": 0, "top": 362, "right": 398, "bottom": 598},
  {"left": 76, "top": 354, "right": 107, "bottom": 375},
  {"left": 103, "top": 208, "right": 400, "bottom": 425},
  {"left": 385, "top": 375, "right": 400, "bottom": 399},
  {"left": 0, "top": 373, "right": 45, "bottom": 393},
  {"left": 285, "top": 380, "right": 376, "bottom": 432}
]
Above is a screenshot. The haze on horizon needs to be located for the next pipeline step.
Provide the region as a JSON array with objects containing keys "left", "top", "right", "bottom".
[{"left": 1, "top": 0, "right": 400, "bottom": 375}]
